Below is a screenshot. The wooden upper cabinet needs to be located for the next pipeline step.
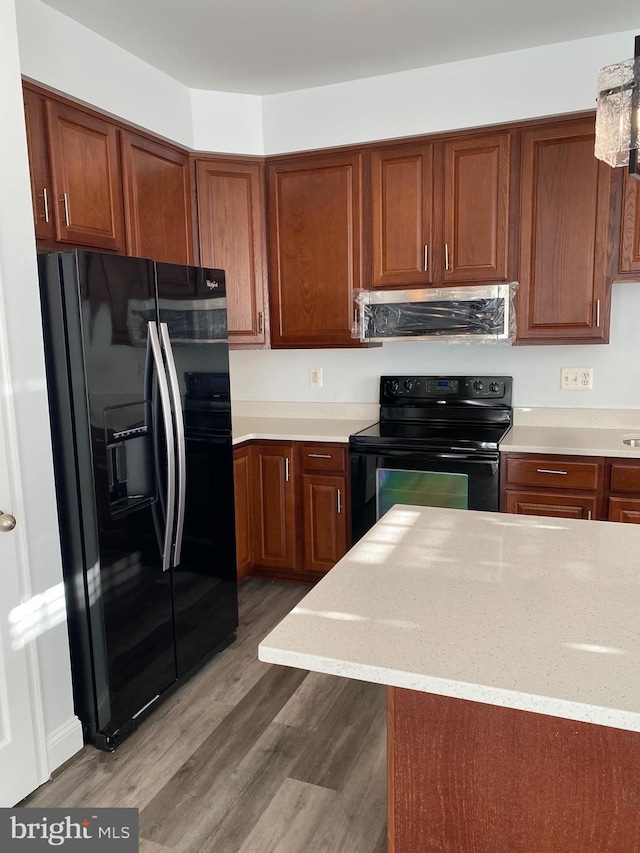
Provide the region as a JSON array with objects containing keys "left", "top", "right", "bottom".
[
  {"left": 370, "top": 143, "right": 434, "bottom": 287},
  {"left": 619, "top": 173, "right": 640, "bottom": 277},
  {"left": 196, "top": 158, "right": 268, "bottom": 345},
  {"left": 441, "top": 132, "right": 512, "bottom": 283},
  {"left": 121, "top": 131, "right": 193, "bottom": 265},
  {"left": 368, "top": 130, "right": 513, "bottom": 288},
  {"left": 267, "top": 151, "right": 363, "bottom": 347},
  {"left": 45, "top": 100, "right": 125, "bottom": 251},
  {"left": 23, "top": 88, "right": 54, "bottom": 241},
  {"left": 517, "top": 120, "right": 612, "bottom": 343}
]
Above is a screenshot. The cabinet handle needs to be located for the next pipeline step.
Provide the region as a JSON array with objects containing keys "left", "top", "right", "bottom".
[
  {"left": 595, "top": 299, "right": 601, "bottom": 328},
  {"left": 587, "top": 510, "right": 592, "bottom": 520},
  {"left": 337, "top": 488, "right": 342, "bottom": 514},
  {"left": 258, "top": 311, "right": 264, "bottom": 334},
  {"left": 424, "top": 245, "right": 428, "bottom": 272},
  {"left": 60, "top": 192, "right": 70, "bottom": 226},
  {"left": 308, "top": 453, "right": 331, "bottom": 459},
  {"left": 40, "top": 187, "right": 49, "bottom": 223},
  {"left": 285, "top": 457, "right": 290, "bottom": 482},
  {"left": 444, "top": 243, "right": 450, "bottom": 271},
  {"left": 536, "top": 468, "right": 568, "bottom": 475}
]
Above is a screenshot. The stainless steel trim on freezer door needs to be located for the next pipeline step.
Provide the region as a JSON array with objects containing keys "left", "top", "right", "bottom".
[
  {"left": 148, "top": 321, "right": 176, "bottom": 572},
  {"left": 160, "top": 322, "right": 186, "bottom": 568}
]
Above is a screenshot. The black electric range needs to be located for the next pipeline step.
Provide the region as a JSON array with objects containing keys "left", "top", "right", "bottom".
[{"left": 349, "top": 375, "right": 512, "bottom": 542}]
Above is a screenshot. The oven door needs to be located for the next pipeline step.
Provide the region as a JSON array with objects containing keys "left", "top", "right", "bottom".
[{"left": 350, "top": 447, "right": 500, "bottom": 544}]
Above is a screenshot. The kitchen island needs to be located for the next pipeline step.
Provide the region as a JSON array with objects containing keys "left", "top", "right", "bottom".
[{"left": 259, "top": 506, "right": 640, "bottom": 852}]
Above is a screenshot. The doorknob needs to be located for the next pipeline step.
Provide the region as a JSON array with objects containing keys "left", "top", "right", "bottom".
[{"left": 0, "top": 511, "right": 16, "bottom": 532}]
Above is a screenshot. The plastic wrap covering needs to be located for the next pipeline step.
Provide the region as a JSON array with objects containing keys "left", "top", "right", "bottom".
[
  {"left": 352, "top": 283, "right": 518, "bottom": 344},
  {"left": 127, "top": 297, "right": 228, "bottom": 346}
]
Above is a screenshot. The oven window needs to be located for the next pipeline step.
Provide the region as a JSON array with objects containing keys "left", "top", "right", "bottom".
[{"left": 376, "top": 469, "right": 469, "bottom": 518}]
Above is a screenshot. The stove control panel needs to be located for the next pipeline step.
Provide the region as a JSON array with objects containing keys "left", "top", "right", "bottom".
[{"left": 381, "top": 376, "right": 511, "bottom": 402}]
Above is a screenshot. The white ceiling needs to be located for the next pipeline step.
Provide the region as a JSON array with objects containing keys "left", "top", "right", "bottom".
[{"left": 39, "top": 0, "right": 640, "bottom": 95}]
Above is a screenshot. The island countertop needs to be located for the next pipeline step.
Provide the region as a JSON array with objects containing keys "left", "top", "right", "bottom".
[{"left": 259, "top": 505, "right": 640, "bottom": 732}]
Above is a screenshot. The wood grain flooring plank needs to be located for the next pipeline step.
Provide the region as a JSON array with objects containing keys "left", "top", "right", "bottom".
[
  {"left": 140, "top": 665, "right": 308, "bottom": 847},
  {"left": 238, "top": 777, "right": 338, "bottom": 853},
  {"left": 171, "top": 722, "right": 309, "bottom": 853},
  {"left": 288, "top": 679, "right": 386, "bottom": 791},
  {"left": 274, "top": 672, "right": 349, "bottom": 731},
  {"left": 20, "top": 580, "right": 387, "bottom": 853}
]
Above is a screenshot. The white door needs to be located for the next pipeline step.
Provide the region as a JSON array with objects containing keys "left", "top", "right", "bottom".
[{"left": 0, "top": 387, "right": 42, "bottom": 805}]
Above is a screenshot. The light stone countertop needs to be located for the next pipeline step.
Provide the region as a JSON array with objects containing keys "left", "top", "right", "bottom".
[
  {"left": 499, "top": 425, "right": 640, "bottom": 458},
  {"left": 232, "top": 416, "right": 377, "bottom": 445},
  {"left": 259, "top": 505, "right": 640, "bottom": 732}
]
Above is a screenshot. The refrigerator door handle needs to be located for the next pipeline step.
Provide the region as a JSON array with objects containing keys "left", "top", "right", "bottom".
[
  {"left": 148, "top": 321, "right": 176, "bottom": 572},
  {"left": 160, "top": 323, "right": 186, "bottom": 568}
]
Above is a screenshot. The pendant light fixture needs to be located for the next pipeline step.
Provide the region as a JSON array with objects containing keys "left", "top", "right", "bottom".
[{"left": 595, "top": 35, "right": 640, "bottom": 180}]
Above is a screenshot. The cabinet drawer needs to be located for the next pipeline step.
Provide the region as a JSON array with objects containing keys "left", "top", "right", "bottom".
[
  {"left": 504, "top": 456, "right": 600, "bottom": 491},
  {"left": 609, "top": 497, "right": 640, "bottom": 524},
  {"left": 609, "top": 461, "right": 640, "bottom": 494},
  {"left": 300, "top": 444, "right": 347, "bottom": 473}
]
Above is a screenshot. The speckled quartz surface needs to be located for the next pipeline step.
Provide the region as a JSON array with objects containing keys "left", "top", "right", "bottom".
[
  {"left": 259, "top": 505, "right": 640, "bottom": 731},
  {"left": 232, "top": 416, "right": 377, "bottom": 445},
  {"left": 499, "top": 425, "right": 640, "bottom": 458}
]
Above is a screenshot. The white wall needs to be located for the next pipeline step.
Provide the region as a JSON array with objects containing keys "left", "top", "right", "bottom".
[
  {"left": 191, "top": 88, "right": 263, "bottom": 154},
  {"left": 1, "top": 0, "right": 82, "bottom": 772},
  {"left": 15, "top": 0, "right": 195, "bottom": 147},
  {"left": 229, "top": 282, "right": 640, "bottom": 410},
  {"left": 261, "top": 30, "right": 640, "bottom": 153}
]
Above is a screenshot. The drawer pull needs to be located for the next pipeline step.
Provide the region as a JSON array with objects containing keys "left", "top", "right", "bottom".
[
  {"left": 536, "top": 469, "right": 568, "bottom": 475},
  {"left": 308, "top": 453, "right": 332, "bottom": 459}
]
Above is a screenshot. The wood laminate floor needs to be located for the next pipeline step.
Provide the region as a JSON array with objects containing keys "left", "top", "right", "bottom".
[{"left": 24, "top": 579, "right": 388, "bottom": 853}]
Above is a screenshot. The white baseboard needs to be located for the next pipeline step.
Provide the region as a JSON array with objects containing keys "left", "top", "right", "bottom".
[{"left": 46, "top": 717, "right": 84, "bottom": 774}]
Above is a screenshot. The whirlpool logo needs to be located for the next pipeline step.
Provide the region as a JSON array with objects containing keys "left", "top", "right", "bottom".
[{"left": 1, "top": 809, "right": 138, "bottom": 851}]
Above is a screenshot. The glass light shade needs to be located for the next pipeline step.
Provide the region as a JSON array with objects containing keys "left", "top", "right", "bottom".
[{"left": 594, "top": 58, "right": 636, "bottom": 168}]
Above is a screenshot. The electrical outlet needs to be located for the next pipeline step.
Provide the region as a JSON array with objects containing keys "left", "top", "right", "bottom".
[
  {"left": 309, "top": 367, "right": 323, "bottom": 388},
  {"left": 561, "top": 367, "right": 593, "bottom": 390}
]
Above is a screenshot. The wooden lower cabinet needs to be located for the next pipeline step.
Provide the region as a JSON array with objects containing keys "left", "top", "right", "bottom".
[
  {"left": 388, "top": 687, "right": 640, "bottom": 853},
  {"left": 233, "top": 445, "right": 254, "bottom": 581},
  {"left": 234, "top": 440, "right": 350, "bottom": 581},
  {"left": 502, "top": 452, "right": 603, "bottom": 521},
  {"left": 302, "top": 474, "right": 348, "bottom": 573},
  {"left": 253, "top": 442, "right": 298, "bottom": 572},
  {"left": 608, "top": 497, "right": 640, "bottom": 524},
  {"left": 504, "top": 489, "right": 596, "bottom": 520},
  {"left": 502, "top": 454, "right": 640, "bottom": 524}
]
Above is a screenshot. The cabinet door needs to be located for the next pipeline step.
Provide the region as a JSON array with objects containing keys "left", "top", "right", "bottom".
[
  {"left": 267, "top": 152, "right": 363, "bottom": 347},
  {"left": 370, "top": 143, "right": 434, "bottom": 287},
  {"left": 46, "top": 101, "right": 125, "bottom": 251},
  {"left": 233, "top": 445, "right": 254, "bottom": 581},
  {"left": 302, "top": 474, "right": 348, "bottom": 574},
  {"left": 619, "top": 173, "right": 640, "bottom": 277},
  {"left": 254, "top": 444, "right": 297, "bottom": 570},
  {"left": 609, "top": 497, "right": 640, "bottom": 524},
  {"left": 121, "top": 131, "right": 193, "bottom": 265},
  {"left": 517, "top": 120, "right": 612, "bottom": 343},
  {"left": 504, "top": 489, "right": 596, "bottom": 520},
  {"left": 442, "top": 132, "right": 512, "bottom": 283},
  {"left": 23, "top": 88, "right": 54, "bottom": 240},
  {"left": 196, "top": 159, "right": 267, "bottom": 345}
]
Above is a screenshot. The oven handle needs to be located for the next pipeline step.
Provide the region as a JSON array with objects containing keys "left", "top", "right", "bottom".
[{"left": 349, "top": 448, "right": 499, "bottom": 469}]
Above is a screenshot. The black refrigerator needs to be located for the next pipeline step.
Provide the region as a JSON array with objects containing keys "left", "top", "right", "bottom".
[{"left": 39, "top": 250, "right": 238, "bottom": 751}]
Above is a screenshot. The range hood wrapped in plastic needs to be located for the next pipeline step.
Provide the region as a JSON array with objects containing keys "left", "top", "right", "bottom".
[{"left": 352, "top": 283, "right": 518, "bottom": 344}]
